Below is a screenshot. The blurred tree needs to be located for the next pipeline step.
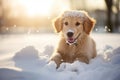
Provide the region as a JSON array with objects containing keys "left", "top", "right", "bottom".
[
  {"left": 0, "top": 0, "right": 3, "bottom": 27},
  {"left": 114, "top": 0, "right": 119, "bottom": 32},
  {"left": 105, "top": 0, "right": 113, "bottom": 32}
]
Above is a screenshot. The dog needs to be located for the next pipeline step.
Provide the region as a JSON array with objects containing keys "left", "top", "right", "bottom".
[{"left": 50, "top": 10, "right": 97, "bottom": 68}]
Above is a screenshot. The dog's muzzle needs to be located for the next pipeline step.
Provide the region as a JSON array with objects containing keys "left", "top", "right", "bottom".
[{"left": 66, "top": 33, "right": 81, "bottom": 46}]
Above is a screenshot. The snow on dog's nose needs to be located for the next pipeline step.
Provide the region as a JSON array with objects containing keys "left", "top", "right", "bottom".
[
  {"left": 67, "top": 32, "right": 73, "bottom": 37},
  {"left": 67, "top": 29, "right": 74, "bottom": 37}
]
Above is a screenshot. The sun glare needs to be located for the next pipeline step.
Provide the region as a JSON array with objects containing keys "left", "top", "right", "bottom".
[
  {"left": 9, "top": 0, "right": 70, "bottom": 17},
  {"left": 17, "top": 0, "right": 54, "bottom": 17}
]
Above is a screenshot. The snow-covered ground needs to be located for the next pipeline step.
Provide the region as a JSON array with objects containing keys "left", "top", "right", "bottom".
[{"left": 0, "top": 33, "right": 120, "bottom": 80}]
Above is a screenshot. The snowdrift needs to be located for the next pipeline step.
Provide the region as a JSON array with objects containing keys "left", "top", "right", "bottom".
[{"left": 0, "top": 45, "right": 120, "bottom": 80}]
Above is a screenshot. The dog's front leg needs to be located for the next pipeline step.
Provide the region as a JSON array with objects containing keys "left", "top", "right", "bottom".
[{"left": 50, "top": 53, "right": 62, "bottom": 68}]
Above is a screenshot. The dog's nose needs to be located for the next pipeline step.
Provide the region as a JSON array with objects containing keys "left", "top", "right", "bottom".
[{"left": 67, "top": 32, "right": 74, "bottom": 37}]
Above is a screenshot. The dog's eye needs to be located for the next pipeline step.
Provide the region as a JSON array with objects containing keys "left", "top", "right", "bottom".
[
  {"left": 75, "top": 22, "right": 80, "bottom": 26},
  {"left": 64, "top": 22, "right": 68, "bottom": 26}
]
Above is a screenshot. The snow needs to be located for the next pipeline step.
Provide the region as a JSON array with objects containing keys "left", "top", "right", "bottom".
[
  {"left": 13, "top": 46, "right": 48, "bottom": 72},
  {"left": 0, "top": 33, "right": 120, "bottom": 80},
  {"left": 63, "top": 10, "right": 85, "bottom": 18}
]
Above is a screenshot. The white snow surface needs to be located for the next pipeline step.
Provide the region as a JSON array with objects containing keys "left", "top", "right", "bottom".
[{"left": 0, "top": 33, "right": 120, "bottom": 80}]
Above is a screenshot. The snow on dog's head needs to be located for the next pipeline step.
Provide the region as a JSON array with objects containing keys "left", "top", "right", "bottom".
[{"left": 62, "top": 10, "right": 85, "bottom": 18}]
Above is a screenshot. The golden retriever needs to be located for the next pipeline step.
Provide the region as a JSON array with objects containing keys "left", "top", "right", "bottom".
[{"left": 50, "top": 10, "right": 97, "bottom": 68}]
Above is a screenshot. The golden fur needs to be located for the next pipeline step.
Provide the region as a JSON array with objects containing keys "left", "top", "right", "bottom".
[{"left": 50, "top": 10, "right": 97, "bottom": 68}]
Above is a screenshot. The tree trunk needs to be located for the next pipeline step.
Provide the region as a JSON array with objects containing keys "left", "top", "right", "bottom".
[
  {"left": 105, "top": 0, "right": 113, "bottom": 32},
  {"left": 115, "top": 0, "right": 119, "bottom": 32}
]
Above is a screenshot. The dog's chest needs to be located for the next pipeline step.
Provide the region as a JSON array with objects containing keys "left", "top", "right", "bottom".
[{"left": 62, "top": 45, "right": 77, "bottom": 62}]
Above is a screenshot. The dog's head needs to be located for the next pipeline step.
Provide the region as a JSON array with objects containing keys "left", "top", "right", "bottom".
[{"left": 53, "top": 10, "right": 96, "bottom": 44}]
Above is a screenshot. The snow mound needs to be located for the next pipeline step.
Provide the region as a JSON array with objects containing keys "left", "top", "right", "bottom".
[
  {"left": 42, "top": 45, "right": 54, "bottom": 56},
  {"left": 1, "top": 45, "right": 120, "bottom": 80},
  {"left": 13, "top": 46, "right": 39, "bottom": 60},
  {"left": 13, "top": 46, "right": 48, "bottom": 72},
  {"left": 11, "top": 45, "right": 120, "bottom": 80}
]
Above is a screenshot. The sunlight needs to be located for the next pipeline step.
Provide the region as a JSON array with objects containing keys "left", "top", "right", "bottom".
[
  {"left": 9, "top": 0, "right": 70, "bottom": 17},
  {"left": 17, "top": 0, "right": 54, "bottom": 17}
]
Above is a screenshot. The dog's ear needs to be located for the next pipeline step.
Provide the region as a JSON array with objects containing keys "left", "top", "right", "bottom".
[
  {"left": 84, "top": 13, "right": 96, "bottom": 35},
  {"left": 53, "top": 16, "right": 63, "bottom": 33}
]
